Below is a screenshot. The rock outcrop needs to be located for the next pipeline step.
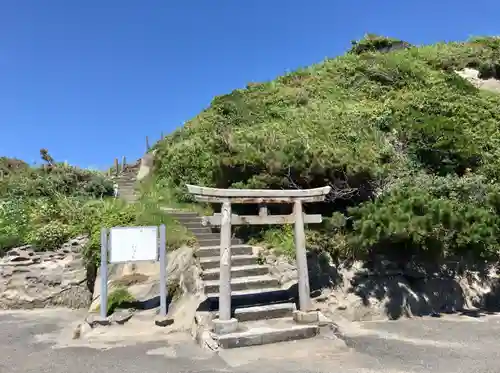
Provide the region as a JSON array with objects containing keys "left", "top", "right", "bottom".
[
  {"left": 314, "top": 261, "right": 500, "bottom": 322},
  {"left": 0, "top": 236, "right": 91, "bottom": 310},
  {"left": 456, "top": 68, "right": 500, "bottom": 93},
  {"left": 262, "top": 248, "right": 500, "bottom": 322}
]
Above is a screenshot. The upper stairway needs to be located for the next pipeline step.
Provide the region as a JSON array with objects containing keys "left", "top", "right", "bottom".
[{"left": 111, "top": 160, "right": 141, "bottom": 203}]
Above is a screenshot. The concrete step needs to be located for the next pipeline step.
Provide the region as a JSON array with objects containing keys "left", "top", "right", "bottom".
[
  {"left": 166, "top": 211, "right": 199, "bottom": 218},
  {"left": 117, "top": 180, "right": 136, "bottom": 184},
  {"left": 198, "top": 238, "right": 242, "bottom": 247},
  {"left": 234, "top": 302, "right": 296, "bottom": 322},
  {"left": 204, "top": 275, "right": 280, "bottom": 294},
  {"left": 181, "top": 220, "right": 206, "bottom": 227},
  {"left": 194, "top": 234, "right": 221, "bottom": 242},
  {"left": 115, "top": 175, "right": 136, "bottom": 180},
  {"left": 175, "top": 215, "right": 203, "bottom": 223},
  {"left": 205, "top": 287, "right": 285, "bottom": 300},
  {"left": 119, "top": 194, "right": 137, "bottom": 198},
  {"left": 206, "top": 288, "right": 293, "bottom": 311},
  {"left": 183, "top": 221, "right": 207, "bottom": 229},
  {"left": 216, "top": 317, "right": 319, "bottom": 349},
  {"left": 197, "top": 245, "right": 253, "bottom": 258},
  {"left": 193, "top": 232, "right": 220, "bottom": 239},
  {"left": 200, "top": 255, "right": 258, "bottom": 270},
  {"left": 201, "top": 264, "right": 269, "bottom": 281},
  {"left": 188, "top": 227, "right": 212, "bottom": 235}
]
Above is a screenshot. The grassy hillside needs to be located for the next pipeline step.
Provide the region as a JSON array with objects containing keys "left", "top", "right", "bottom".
[{"left": 152, "top": 35, "right": 500, "bottom": 266}]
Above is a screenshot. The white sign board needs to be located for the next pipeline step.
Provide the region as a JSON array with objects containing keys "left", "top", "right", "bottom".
[{"left": 109, "top": 226, "right": 158, "bottom": 263}]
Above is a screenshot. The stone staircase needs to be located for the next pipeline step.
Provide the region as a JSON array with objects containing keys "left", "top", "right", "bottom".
[
  {"left": 112, "top": 163, "right": 140, "bottom": 203},
  {"left": 164, "top": 210, "right": 321, "bottom": 349}
]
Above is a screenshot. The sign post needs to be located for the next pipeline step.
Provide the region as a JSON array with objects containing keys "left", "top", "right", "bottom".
[
  {"left": 100, "top": 228, "right": 109, "bottom": 320},
  {"left": 159, "top": 224, "right": 167, "bottom": 317},
  {"left": 99, "top": 225, "right": 167, "bottom": 321}
]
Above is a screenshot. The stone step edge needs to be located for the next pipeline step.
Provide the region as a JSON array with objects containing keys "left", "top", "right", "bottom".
[
  {"left": 215, "top": 318, "right": 319, "bottom": 349},
  {"left": 199, "top": 254, "right": 256, "bottom": 264},
  {"left": 198, "top": 240, "right": 242, "bottom": 247},
  {"left": 212, "top": 303, "right": 297, "bottom": 322},
  {"left": 160, "top": 208, "right": 198, "bottom": 214},
  {"left": 202, "top": 264, "right": 269, "bottom": 275},
  {"left": 234, "top": 302, "right": 296, "bottom": 315},
  {"left": 198, "top": 244, "right": 253, "bottom": 250},
  {"left": 204, "top": 275, "right": 276, "bottom": 287},
  {"left": 205, "top": 287, "right": 284, "bottom": 299}
]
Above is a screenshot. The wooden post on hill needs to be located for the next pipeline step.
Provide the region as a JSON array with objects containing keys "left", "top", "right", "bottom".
[{"left": 146, "top": 136, "right": 150, "bottom": 151}]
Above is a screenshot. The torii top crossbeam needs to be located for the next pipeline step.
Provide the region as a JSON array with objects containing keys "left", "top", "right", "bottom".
[{"left": 185, "top": 185, "right": 331, "bottom": 204}]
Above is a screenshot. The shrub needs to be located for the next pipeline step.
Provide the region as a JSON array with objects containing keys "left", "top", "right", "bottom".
[
  {"left": 0, "top": 199, "right": 30, "bottom": 254},
  {"left": 26, "top": 221, "right": 71, "bottom": 251},
  {"left": 0, "top": 165, "right": 113, "bottom": 199},
  {"left": 348, "top": 174, "right": 500, "bottom": 263},
  {"left": 81, "top": 199, "right": 137, "bottom": 268},
  {"left": 348, "top": 33, "right": 412, "bottom": 55},
  {"left": 257, "top": 225, "right": 295, "bottom": 257}
]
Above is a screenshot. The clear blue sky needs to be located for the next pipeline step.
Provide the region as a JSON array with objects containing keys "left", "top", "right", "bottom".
[{"left": 1, "top": 1, "right": 498, "bottom": 169}]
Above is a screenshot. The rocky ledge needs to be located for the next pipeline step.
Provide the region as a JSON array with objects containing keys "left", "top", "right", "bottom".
[
  {"left": 0, "top": 236, "right": 92, "bottom": 310},
  {"left": 260, "top": 247, "right": 500, "bottom": 321}
]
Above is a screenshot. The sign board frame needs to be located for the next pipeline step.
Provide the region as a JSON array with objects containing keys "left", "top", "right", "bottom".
[{"left": 100, "top": 224, "right": 167, "bottom": 321}]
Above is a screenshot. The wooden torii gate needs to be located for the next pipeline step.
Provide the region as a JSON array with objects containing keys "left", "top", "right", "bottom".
[{"left": 186, "top": 184, "right": 331, "bottom": 333}]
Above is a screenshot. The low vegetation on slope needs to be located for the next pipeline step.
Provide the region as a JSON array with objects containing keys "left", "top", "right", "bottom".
[
  {"left": 0, "top": 152, "right": 193, "bottom": 267},
  {"left": 0, "top": 153, "right": 113, "bottom": 253},
  {"left": 152, "top": 34, "right": 500, "bottom": 267}
]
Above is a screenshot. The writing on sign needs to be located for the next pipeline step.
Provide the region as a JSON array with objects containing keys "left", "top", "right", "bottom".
[{"left": 109, "top": 226, "right": 158, "bottom": 263}]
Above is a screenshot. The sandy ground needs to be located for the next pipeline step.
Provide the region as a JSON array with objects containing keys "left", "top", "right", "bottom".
[{"left": 2, "top": 308, "right": 500, "bottom": 373}]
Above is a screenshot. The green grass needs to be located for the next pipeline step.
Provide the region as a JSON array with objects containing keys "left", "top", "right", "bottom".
[
  {"left": 94, "top": 287, "right": 136, "bottom": 316},
  {"left": 249, "top": 225, "right": 296, "bottom": 258},
  {"left": 138, "top": 175, "right": 213, "bottom": 216}
]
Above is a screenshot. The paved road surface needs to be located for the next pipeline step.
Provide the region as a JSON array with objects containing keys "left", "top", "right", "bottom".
[{"left": 2, "top": 309, "right": 500, "bottom": 373}]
